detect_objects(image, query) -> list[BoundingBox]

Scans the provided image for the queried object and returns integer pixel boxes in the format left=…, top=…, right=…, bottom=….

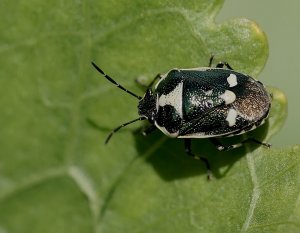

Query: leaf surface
left=0, top=1, right=298, bottom=233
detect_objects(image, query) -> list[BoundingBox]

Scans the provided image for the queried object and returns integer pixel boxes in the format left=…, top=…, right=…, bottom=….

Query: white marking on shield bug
left=205, top=90, right=213, bottom=96
left=158, top=81, right=183, bottom=118
left=220, top=90, right=236, bottom=105
left=226, top=108, right=237, bottom=126
left=227, top=73, right=238, bottom=87
left=156, top=94, right=159, bottom=112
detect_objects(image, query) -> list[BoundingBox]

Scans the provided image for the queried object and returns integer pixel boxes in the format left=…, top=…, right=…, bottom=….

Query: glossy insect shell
left=138, top=67, right=271, bottom=138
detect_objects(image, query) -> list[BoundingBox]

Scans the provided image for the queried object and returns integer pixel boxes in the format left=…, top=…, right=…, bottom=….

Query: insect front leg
left=184, top=139, right=212, bottom=180
left=210, top=138, right=271, bottom=152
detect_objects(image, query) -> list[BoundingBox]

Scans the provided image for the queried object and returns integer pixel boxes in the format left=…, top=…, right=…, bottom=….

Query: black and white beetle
left=92, top=57, right=271, bottom=179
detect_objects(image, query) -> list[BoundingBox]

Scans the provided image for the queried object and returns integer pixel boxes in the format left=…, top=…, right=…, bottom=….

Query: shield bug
left=91, top=56, right=271, bottom=179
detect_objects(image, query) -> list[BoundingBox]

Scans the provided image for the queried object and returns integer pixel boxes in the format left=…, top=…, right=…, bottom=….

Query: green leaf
left=0, top=1, right=298, bottom=233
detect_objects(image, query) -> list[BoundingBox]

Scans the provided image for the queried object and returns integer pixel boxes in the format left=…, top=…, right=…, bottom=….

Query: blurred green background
left=220, top=0, right=300, bottom=147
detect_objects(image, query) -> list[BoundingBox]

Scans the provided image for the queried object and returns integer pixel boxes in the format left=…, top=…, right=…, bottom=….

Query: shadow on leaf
left=133, top=120, right=270, bottom=181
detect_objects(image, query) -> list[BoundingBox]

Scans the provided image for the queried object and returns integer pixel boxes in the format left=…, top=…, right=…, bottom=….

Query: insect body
left=92, top=57, right=271, bottom=179
left=141, top=67, right=271, bottom=139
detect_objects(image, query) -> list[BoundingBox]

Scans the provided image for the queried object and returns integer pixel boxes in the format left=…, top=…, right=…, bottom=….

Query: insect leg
left=216, top=61, right=233, bottom=70
left=210, top=138, right=271, bottom=151
left=184, top=139, right=212, bottom=180
left=135, top=73, right=162, bottom=89
left=146, top=73, right=163, bottom=89
left=208, top=56, right=233, bottom=70
left=142, top=124, right=157, bottom=136
left=245, top=138, right=271, bottom=148
left=208, top=55, right=214, bottom=67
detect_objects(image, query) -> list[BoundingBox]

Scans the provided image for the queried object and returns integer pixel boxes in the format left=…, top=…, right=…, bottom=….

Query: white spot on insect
left=205, top=90, right=213, bottom=96
left=156, top=94, right=159, bottom=112
left=227, top=74, right=238, bottom=87
left=220, top=90, right=236, bottom=105
left=158, top=82, right=183, bottom=118
left=226, top=108, right=237, bottom=126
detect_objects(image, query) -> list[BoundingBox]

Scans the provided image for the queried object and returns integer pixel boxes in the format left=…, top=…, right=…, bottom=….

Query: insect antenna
left=91, top=62, right=142, bottom=100
left=105, top=117, right=146, bottom=144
